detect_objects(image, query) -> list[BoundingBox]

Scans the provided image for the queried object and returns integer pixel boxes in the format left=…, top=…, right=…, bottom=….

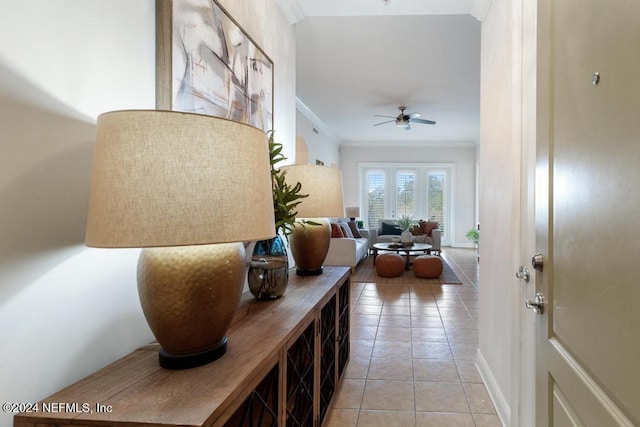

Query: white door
left=534, top=0, right=640, bottom=425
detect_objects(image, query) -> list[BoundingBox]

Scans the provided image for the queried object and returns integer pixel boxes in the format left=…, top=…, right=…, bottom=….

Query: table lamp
left=85, top=110, right=275, bottom=369
left=280, top=165, right=344, bottom=275
left=345, top=206, right=360, bottom=221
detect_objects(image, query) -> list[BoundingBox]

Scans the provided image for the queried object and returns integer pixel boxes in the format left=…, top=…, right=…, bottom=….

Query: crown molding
left=471, top=0, right=492, bottom=21
left=275, top=0, right=306, bottom=24
left=296, top=97, right=341, bottom=144
left=339, top=139, right=478, bottom=149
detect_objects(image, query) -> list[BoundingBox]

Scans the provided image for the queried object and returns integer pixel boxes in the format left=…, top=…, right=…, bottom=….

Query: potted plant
left=397, top=214, right=416, bottom=244
left=466, top=228, right=479, bottom=246
left=247, top=131, right=309, bottom=300
left=269, top=133, right=310, bottom=239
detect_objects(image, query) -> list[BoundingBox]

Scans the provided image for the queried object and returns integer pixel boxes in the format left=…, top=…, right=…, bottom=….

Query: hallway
left=326, top=248, right=501, bottom=426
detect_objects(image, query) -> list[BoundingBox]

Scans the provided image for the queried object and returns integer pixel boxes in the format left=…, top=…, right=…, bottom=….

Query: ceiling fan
left=373, top=106, right=436, bottom=130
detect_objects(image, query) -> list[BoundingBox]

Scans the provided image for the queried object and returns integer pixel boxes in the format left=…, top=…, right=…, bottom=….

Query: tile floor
left=325, top=248, right=501, bottom=427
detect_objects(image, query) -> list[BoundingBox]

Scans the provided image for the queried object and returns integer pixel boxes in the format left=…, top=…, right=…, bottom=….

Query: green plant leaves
left=268, top=131, right=310, bottom=239
left=397, top=214, right=415, bottom=231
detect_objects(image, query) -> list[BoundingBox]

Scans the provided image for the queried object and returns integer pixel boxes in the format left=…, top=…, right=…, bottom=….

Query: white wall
left=476, top=0, right=519, bottom=424
left=0, top=1, right=295, bottom=426
left=339, top=143, right=477, bottom=246
left=295, top=109, right=341, bottom=167
left=220, top=1, right=297, bottom=160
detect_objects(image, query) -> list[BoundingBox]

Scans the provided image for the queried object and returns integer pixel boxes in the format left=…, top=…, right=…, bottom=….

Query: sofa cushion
left=354, top=238, right=368, bottom=262
left=380, top=221, right=401, bottom=235
left=347, top=220, right=362, bottom=238
left=324, top=236, right=369, bottom=271
left=413, top=234, right=427, bottom=243
left=331, top=223, right=344, bottom=238
left=338, top=221, right=354, bottom=238
left=419, top=220, right=439, bottom=236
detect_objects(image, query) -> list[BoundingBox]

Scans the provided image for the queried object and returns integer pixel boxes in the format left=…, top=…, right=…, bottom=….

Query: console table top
left=14, top=266, right=350, bottom=427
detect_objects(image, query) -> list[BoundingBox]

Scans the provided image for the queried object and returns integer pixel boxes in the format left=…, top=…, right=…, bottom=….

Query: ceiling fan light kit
left=374, top=105, right=436, bottom=130
left=395, top=119, right=410, bottom=130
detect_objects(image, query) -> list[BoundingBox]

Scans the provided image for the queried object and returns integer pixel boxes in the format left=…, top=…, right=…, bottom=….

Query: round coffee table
left=372, top=242, right=433, bottom=270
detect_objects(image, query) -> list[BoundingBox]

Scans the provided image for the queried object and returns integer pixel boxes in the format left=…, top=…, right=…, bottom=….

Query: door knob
left=531, top=253, right=544, bottom=271
left=524, top=292, right=544, bottom=314
left=515, top=266, right=530, bottom=282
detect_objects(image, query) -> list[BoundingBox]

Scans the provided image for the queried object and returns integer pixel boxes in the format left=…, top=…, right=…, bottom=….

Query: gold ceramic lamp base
left=289, top=218, right=331, bottom=275
left=137, top=242, right=245, bottom=369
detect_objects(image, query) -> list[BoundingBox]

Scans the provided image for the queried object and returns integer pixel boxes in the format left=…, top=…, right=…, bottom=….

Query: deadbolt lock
left=531, top=253, right=544, bottom=271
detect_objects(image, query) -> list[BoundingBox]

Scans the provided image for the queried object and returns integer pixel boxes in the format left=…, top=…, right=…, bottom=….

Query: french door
left=360, top=164, right=453, bottom=245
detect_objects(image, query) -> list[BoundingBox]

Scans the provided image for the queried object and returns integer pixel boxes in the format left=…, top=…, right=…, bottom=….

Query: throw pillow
left=380, top=221, right=401, bottom=236
left=410, top=224, right=423, bottom=235
left=422, top=221, right=439, bottom=236
left=331, top=223, right=344, bottom=238
left=347, top=221, right=362, bottom=238
left=338, top=221, right=354, bottom=238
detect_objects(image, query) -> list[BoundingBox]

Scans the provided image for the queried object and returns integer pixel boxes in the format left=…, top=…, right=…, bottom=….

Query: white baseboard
left=453, top=242, right=476, bottom=248
left=476, top=349, right=510, bottom=426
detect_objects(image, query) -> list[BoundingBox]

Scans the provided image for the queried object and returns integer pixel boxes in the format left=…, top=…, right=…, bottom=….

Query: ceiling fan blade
left=409, top=118, right=436, bottom=125
left=373, top=119, right=395, bottom=126
left=374, top=114, right=396, bottom=119
left=407, top=112, right=420, bottom=118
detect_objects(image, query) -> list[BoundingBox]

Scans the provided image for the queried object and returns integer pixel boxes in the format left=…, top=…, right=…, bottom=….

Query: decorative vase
left=248, top=236, right=289, bottom=300
left=400, top=230, right=413, bottom=244
left=289, top=218, right=331, bottom=275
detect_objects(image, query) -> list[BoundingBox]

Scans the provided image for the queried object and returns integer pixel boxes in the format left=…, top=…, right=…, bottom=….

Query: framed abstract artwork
left=156, top=0, right=274, bottom=132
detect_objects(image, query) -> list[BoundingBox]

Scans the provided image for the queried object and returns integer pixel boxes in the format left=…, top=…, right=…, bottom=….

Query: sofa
left=369, top=219, right=441, bottom=254
left=323, top=221, right=369, bottom=272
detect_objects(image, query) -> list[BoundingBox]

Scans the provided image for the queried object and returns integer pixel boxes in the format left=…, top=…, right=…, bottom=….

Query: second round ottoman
left=414, top=255, right=444, bottom=279
left=375, top=253, right=404, bottom=277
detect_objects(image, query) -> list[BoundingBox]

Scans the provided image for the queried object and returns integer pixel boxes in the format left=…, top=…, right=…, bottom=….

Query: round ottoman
left=375, top=253, right=404, bottom=277
left=414, top=255, right=443, bottom=279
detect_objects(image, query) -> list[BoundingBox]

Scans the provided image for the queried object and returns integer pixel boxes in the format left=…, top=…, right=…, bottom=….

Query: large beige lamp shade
left=281, top=165, right=344, bottom=275
left=86, top=110, right=275, bottom=369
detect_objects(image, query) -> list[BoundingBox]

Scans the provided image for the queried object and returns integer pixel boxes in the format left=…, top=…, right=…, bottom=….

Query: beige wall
left=0, top=1, right=295, bottom=425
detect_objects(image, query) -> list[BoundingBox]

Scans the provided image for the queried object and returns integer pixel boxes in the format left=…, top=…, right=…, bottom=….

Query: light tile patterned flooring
left=325, top=248, right=501, bottom=427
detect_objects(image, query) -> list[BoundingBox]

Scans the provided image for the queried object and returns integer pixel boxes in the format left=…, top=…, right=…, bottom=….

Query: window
left=395, top=171, right=415, bottom=217
left=366, top=170, right=385, bottom=228
left=360, top=164, right=453, bottom=245
left=426, top=171, right=446, bottom=240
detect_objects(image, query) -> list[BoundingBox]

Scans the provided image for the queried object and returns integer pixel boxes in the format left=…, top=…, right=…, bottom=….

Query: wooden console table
left=14, top=267, right=351, bottom=427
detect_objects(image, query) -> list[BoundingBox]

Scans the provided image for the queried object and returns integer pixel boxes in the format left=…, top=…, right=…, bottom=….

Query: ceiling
left=284, top=0, right=482, bottom=146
